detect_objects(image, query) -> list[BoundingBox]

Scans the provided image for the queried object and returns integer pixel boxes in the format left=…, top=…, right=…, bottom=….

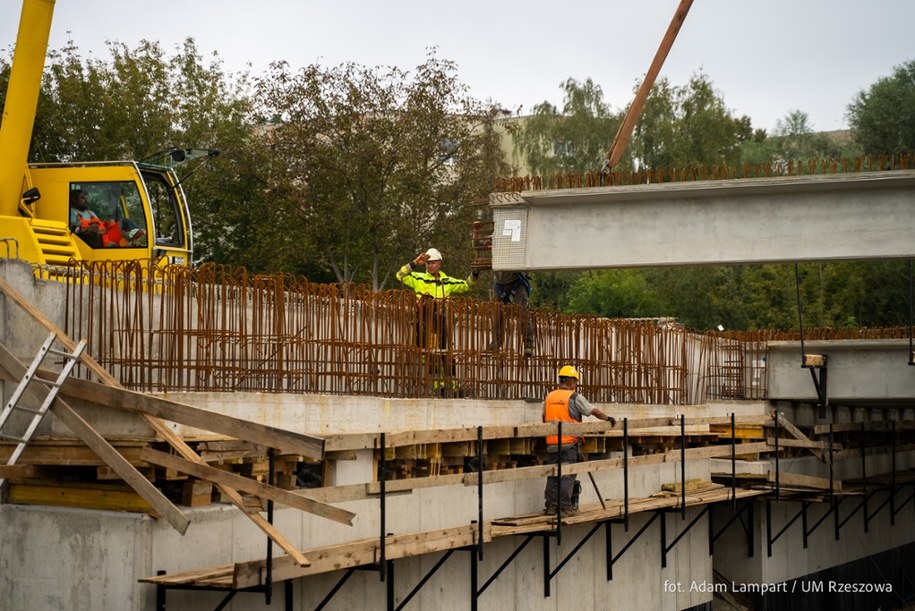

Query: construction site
left=4, top=1, right=915, bottom=610
left=3, top=230, right=915, bottom=611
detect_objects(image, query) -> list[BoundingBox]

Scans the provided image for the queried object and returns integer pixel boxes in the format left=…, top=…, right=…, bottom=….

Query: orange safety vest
left=543, top=388, right=582, bottom=447
left=79, top=216, right=127, bottom=247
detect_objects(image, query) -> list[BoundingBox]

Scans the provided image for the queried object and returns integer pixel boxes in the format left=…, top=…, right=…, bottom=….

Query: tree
left=740, top=109, right=854, bottom=167
left=848, top=59, right=915, bottom=155
left=23, top=38, right=251, bottom=164
left=250, top=54, right=505, bottom=289
left=631, top=72, right=750, bottom=170
left=566, top=270, right=660, bottom=318
left=510, top=78, right=623, bottom=176
left=1, top=37, right=256, bottom=268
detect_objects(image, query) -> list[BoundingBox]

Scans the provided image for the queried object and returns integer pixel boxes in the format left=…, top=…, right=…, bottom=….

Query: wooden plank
left=0, top=342, right=190, bottom=534
left=462, top=442, right=774, bottom=487
left=140, top=448, right=355, bottom=526
left=0, top=276, right=310, bottom=566
left=7, top=481, right=155, bottom=513
left=0, top=442, right=147, bottom=466
left=771, top=411, right=825, bottom=461
left=767, top=470, right=841, bottom=491
left=231, top=523, right=489, bottom=588
left=323, top=417, right=728, bottom=452
left=661, top=479, right=716, bottom=493
left=56, top=376, right=324, bottom=460
left=766, top=437, right=841, bottom=450
left=0, top=464, right=53, bottom=478
left=138, top=566, right=235, bottom=586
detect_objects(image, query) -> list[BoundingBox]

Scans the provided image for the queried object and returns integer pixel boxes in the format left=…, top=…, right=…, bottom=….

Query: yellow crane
left=0, top=0, right=207, bottom=269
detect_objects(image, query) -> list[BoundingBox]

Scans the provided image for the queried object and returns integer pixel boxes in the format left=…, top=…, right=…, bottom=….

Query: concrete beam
left=766, top=339, right=915, bottom=406
left=490, top=170, right=915, bottom=271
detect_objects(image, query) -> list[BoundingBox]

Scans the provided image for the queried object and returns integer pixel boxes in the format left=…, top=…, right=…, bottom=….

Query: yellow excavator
left=0, top=0, right=209, bottom=269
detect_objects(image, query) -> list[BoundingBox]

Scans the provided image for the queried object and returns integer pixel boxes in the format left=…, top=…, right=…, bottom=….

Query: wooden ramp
left=141, top=523, right=489, bottom=590
left=139, top=482, right=767, bottom=590
left=491, top=482, right=769, bottom=536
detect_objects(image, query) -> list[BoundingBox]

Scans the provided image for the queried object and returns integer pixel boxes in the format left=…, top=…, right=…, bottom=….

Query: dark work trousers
left=543, top=444, right=580, bottom=508
left=414, top=297, right=456, bottom=393
left=491, top=282, right=533, bottom=351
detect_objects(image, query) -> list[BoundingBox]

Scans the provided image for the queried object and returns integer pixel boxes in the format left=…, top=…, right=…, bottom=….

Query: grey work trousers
left=543, top=444, right=580, bottom=509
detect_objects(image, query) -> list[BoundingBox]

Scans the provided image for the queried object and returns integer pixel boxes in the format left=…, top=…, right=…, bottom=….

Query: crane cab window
left=68, top=182, right=149, bottom=249
left=143, top=172, right=185, bottom=248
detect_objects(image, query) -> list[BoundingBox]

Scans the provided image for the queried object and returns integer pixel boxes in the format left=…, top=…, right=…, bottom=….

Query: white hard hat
left=425, top=248, right=442, bottom=261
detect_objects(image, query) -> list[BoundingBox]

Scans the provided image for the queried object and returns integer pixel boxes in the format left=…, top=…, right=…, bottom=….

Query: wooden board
left=0, top=342, right=190, bottom=534
left=7, top=481, right=155, bottom=513
left=0, top=276, right=311, bottom=566
left=231, top=523, right=489, bottom=588
left=57, top=376, right=324, bottom=460
left=767, top=470, right=842, bottom=491
left=139, top=448, right=355, bottom=526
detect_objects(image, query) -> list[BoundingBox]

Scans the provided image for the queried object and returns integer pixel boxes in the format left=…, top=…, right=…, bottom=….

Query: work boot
left=543, top=503, right=557, bottom=516
left=559, top=506, right=580, bottom=518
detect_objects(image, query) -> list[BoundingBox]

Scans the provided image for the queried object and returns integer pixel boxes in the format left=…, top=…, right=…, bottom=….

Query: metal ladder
left=0, top=332, right=87, bottom=486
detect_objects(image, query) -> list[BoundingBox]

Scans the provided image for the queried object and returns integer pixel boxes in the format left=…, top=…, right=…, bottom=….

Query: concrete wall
left=2, top=459, right=715, bottom=611
left=713, top=489, right=915, bottom=589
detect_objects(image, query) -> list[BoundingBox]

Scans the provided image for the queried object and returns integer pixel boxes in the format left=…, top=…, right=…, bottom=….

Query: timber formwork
left=139, top=416, right=915, bottom=611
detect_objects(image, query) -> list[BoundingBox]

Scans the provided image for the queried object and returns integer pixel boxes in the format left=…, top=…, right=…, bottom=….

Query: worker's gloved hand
left=471, top=270, right=480, bottom=280
left=607, top=416, right=617, bottom=426
left=413, top=253, right=429, bottom=266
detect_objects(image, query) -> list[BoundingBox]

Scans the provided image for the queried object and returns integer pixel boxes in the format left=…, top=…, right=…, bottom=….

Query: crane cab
left=22, top=158, right=194, bottom=268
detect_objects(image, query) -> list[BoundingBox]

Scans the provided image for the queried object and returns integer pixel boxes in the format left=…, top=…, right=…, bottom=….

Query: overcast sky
left=2, top=1, right=913, bottom=133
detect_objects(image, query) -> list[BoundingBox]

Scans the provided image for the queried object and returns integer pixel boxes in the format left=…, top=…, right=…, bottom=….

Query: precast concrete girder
left=490, top=170, right=915, bottom=272
left=767, top=340, right=915, bottom=406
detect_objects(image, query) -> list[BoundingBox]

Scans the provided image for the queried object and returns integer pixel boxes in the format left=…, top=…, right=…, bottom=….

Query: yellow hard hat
left=558, top=365, right=580, bottom=380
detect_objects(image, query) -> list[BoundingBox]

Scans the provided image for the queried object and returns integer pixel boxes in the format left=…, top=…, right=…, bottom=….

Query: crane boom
left=605, top=0, right=693, bottom=169
left=0, top=0, right=54, bottom=213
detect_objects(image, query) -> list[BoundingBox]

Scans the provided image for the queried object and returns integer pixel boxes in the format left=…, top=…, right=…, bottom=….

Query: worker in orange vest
left=69, top=189, right=107, bottom=248
left=543, top=365, right=615, bottom=517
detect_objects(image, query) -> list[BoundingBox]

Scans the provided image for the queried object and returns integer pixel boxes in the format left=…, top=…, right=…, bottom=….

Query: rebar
left=56, top=260, right=911, bottom=403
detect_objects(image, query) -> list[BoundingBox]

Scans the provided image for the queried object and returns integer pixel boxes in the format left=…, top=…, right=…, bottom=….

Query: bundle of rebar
left=50, top=260, right=910, bottom=403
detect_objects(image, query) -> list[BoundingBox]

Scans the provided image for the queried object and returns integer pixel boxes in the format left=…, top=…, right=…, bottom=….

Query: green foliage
left=566, top=270, right=660, bottom=318
left=640, top=261, right=913, bottom=332
left=527, top=271, right=581, bottom=313
left=510, top=78, right=623, bottom=176
left=631, top=72, right=749, bottom=170
left=848, top=59, right=915, bottom=155
left=250, top=54, right=506, bottom=288
left=24, top=38, right=252, bottom=164
left=740, top=110, right=858, bottom=166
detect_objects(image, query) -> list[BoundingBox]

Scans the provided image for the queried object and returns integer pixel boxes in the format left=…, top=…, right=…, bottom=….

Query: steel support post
left=608, top=512, right=660, bottom=580
left=380, top=432, right=387, bottom=581
left=623, top=418, right=630, bottom=530
left=475, top=535, right=535, bottom=600
left=476, top=426, right=484, bottom=560
left=265, top=448, right=275, bottom=605
left=679, top=415, right=686, bottom=519
left=661, top=506, right=709, bottom=568
left=861, top=422, right=869, bottom=533
left=730, top=413, right=737, bottom=510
